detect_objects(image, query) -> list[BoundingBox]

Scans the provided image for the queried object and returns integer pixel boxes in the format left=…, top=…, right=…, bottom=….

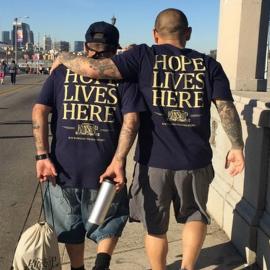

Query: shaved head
left=155, top=8, right=189, bottom=39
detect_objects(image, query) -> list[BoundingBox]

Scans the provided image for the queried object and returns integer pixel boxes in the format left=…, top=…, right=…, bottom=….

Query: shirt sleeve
left=36, top=72, right=55, bottom=107
left=111, top=44, right=145, bottom=82
left=210, top=59, right=234, bottom=101
left=119, top=82, right=146, bottom=115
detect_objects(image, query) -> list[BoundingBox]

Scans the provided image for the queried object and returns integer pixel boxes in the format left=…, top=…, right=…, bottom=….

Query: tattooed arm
left=32, top=104, right=51, bottom=154
left=50, top=52, right=122, bottom=79
left=214, top=100, right=245, bottom=176
left=215, top=100, right=244, bottom=149
left=32, top=104, right=57, bottom=184
left=114, top=113, right=140, bottom=162
left=100, top=112, right=140, bottom=190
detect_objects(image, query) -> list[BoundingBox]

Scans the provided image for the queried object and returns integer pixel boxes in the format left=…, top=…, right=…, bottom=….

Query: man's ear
left=153, top=29, right=159, bottom=44
left=84, top=46, right=95, bottom=58
left=185, top=27, right=192, bottom=41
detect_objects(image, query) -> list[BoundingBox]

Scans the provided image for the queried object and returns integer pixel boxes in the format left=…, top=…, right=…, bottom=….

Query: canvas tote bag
left=12, top=183, right=61, bottom=270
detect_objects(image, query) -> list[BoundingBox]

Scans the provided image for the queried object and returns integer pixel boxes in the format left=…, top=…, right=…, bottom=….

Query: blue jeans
left=43, top=182, right=129, bottom=244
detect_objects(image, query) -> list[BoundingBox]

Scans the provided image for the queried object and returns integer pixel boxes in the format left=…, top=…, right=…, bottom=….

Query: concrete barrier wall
left=208, top=92, right=270, bottom=268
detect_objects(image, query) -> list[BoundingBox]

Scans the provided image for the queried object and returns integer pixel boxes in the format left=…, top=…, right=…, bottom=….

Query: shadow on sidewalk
left=167, top=242, right=246, bottom=270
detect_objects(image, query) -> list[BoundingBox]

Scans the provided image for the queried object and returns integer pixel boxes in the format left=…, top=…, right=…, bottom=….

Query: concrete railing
left=208, top=91, right=270, bottom=269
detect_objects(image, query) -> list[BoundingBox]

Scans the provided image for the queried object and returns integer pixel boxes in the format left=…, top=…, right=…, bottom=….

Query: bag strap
left=18, top=182, right=41, bottom=240
left=10, top=182, right=40, bottom=270
left=38, top=182, right=45, bottom=221
left=38, top=182, right=55, bottom=229
left=10, top=182, right=55, bottom=270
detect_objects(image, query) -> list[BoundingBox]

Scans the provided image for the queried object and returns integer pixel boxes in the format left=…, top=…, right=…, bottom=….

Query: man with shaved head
left=155, top=8, right=189, bottom=38
left=51, top=8, right=245, bottom=270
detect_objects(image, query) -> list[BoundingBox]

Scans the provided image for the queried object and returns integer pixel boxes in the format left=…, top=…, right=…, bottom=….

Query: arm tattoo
left=32, top=109, right=50, bottom=154
left=32, top=122, right=40, bottom=129
left=59, top=52, right=122, bottom=79
left=32, top=120, right=46, bottom=152
left=215, top=100, right=244, bottom=149
left=114, top=113, right=140, bottom=161
left=89, top=58, right=122, bottom=79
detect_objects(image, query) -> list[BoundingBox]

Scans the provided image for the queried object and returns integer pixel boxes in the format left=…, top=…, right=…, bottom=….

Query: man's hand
left=99, top=112, right=139, bottom=191
left=50, top=56, right=62, bottom=74
left=225, top=149, right=245, bottom=176
left=36, top=159, right=57, bottom=186
left=100, top=158, right=126, bottom=191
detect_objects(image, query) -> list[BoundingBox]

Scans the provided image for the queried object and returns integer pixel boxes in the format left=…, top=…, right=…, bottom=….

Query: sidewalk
left=59, top=152, right=249, bottom=270
left=59, top=215, right=249, bottom=270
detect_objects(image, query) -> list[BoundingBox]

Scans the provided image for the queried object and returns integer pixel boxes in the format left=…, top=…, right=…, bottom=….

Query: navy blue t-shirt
left=112, top=44, right=233, bottom=170
left=36, top=65, right=145, bottom=188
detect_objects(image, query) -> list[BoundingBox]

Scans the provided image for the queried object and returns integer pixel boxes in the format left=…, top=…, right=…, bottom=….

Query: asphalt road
left=0, top=75, right=47, bottom=269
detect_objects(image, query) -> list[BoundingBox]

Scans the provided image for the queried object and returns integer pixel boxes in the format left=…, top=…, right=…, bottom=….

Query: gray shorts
left=43, top=182, right=129, bottom=244
left=129, top=163, right=214, bottom=235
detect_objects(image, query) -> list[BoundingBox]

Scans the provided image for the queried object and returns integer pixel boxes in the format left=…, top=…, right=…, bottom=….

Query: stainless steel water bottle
left=88, top=179, right=116, bottom=225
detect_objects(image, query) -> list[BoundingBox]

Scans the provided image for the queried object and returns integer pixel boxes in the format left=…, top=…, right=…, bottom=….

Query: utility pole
left=111, top=15, right=116, bottom=25
left=14, top=18, right=18, bottom=63
left=267, top=19, right=270, bottom=90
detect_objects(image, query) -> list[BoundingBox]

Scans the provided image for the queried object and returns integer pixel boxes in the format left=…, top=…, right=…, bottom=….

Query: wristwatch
left=35, top=153, right=50, bottom=161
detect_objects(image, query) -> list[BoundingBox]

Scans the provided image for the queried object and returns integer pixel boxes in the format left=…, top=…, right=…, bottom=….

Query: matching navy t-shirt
left=36, top=65, right=144, bottom=189
left=37, top=43, right=233, bottom=187
left=112, top=44, right=233, bottom=170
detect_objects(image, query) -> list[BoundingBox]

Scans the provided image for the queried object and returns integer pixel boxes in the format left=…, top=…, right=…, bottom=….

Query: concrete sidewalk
left=60, top=214, right=248, bottom=270
left=59, top=152, right=250, bottom=270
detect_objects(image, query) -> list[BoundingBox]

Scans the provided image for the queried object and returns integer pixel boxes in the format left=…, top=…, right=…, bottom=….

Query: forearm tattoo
left=32, top=122, right=40, bottom=129
left=59, top=52, right=122, bottom=79
left=32, top=120, right=48, bottom=153
left=215, top=100, right=244, bottom=149
left=114, top=114, right=140, bottom=161
left=88, top=58, right=122, bottom=79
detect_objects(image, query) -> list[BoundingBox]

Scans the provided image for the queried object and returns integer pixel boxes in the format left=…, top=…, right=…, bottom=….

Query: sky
left=0, top=0, right=220, bottom=54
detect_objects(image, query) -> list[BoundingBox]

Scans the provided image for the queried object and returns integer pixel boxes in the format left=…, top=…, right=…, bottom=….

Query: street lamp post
left=267, top=19, right=270, bottom=91
left=111, top=15, right=116, bottom=26
left=6, top=50, right=9, bottom=63
left=14, top=17, right=18, bottom=63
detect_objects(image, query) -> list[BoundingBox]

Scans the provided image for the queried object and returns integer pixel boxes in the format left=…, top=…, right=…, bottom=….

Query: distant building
left=43, top=35, right=52, bottom=51
left=12, top=22, right=32, bottom=48
left=54, top=41, right=69, bottom=52
left=30, top=31, right=34, bottom=44
left=1, top=31, right=10, bottom=44
left=25, top=42, right=34, bottom=52
left=74, top=41, right=84, bottom=52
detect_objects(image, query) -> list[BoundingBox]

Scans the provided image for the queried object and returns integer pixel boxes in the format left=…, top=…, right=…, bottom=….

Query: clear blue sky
left=0, top=0, right=220, bottom=53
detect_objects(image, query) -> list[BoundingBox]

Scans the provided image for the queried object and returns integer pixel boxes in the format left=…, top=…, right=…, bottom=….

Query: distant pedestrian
left=9, top=60, right=18, bottom=85
left=0, top=61, right=7, bottom=85
left=25, top=64, right=30, bottom=74
left=38, top=64, right=44, bottom=75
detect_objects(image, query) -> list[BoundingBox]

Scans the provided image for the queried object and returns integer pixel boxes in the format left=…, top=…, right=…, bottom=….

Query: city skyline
left=0, top=0, right=220, bottom=54
left=1, top=26, right=84, bottom=52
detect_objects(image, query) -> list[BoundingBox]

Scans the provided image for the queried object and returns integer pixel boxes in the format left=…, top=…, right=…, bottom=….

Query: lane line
left=0, top=83, right=43, bottom=96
